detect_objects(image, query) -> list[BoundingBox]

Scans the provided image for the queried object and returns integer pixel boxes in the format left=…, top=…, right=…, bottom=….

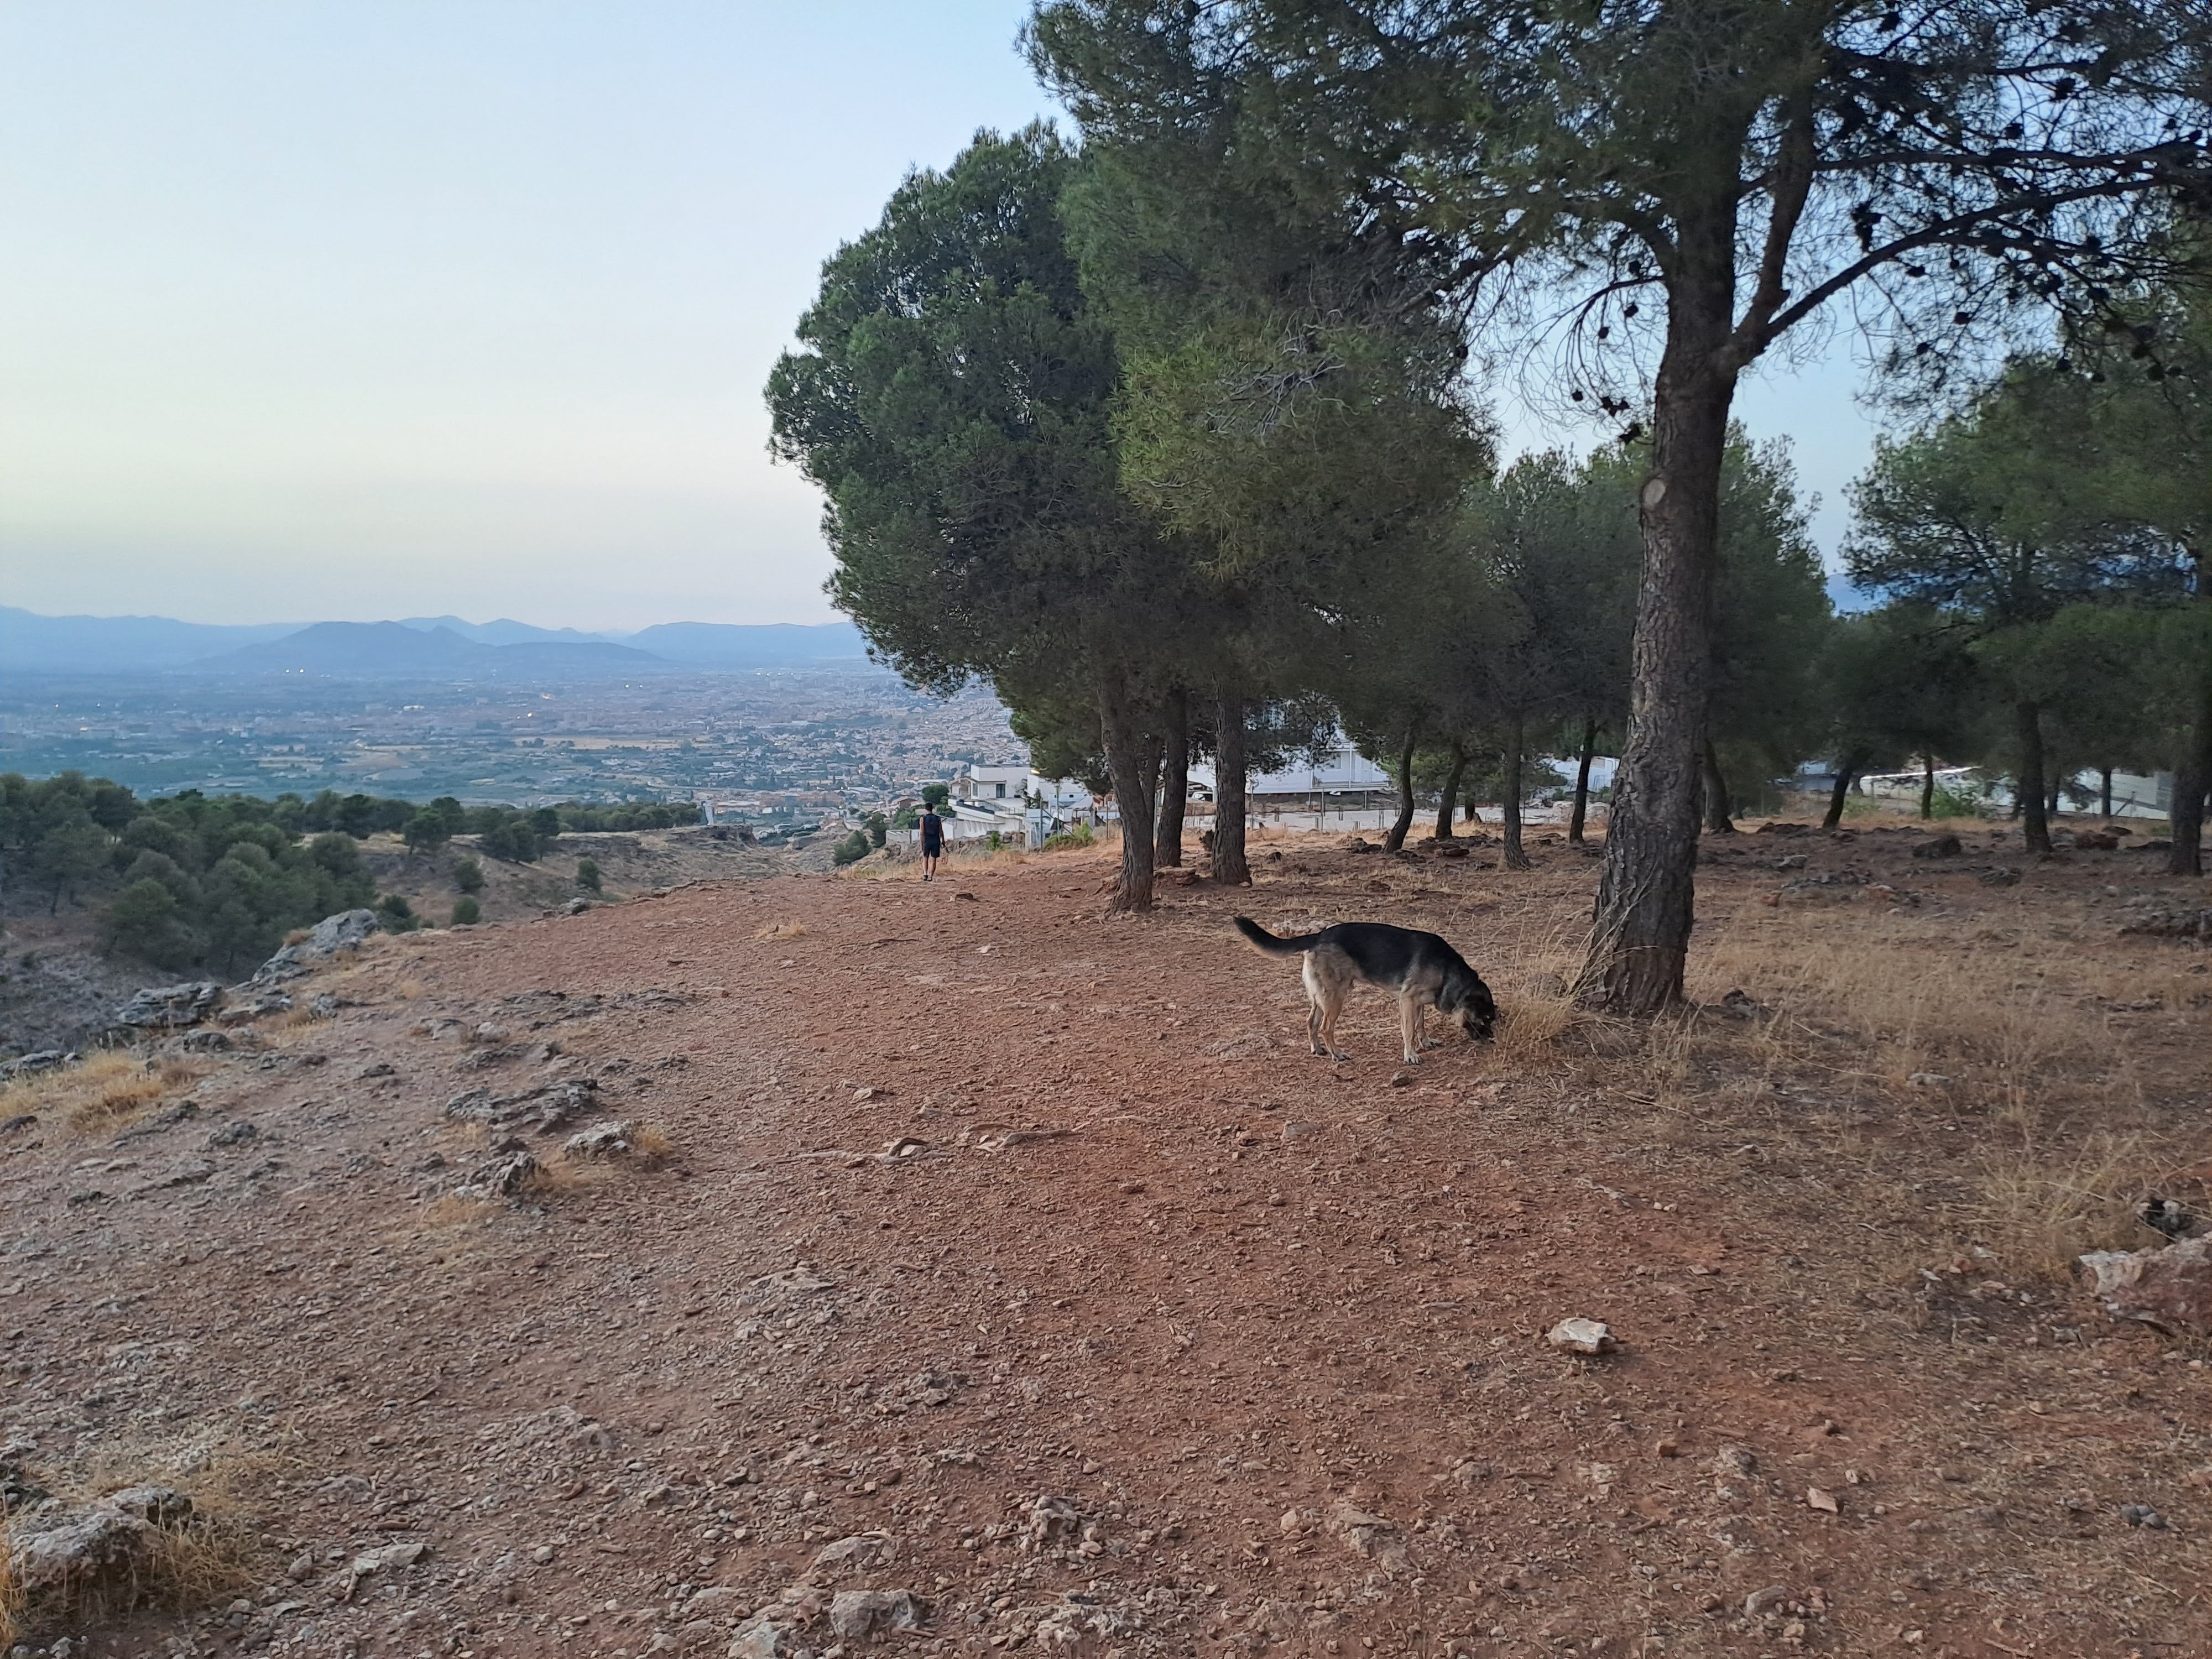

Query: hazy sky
left=1, top=2, right=1879, bottom=632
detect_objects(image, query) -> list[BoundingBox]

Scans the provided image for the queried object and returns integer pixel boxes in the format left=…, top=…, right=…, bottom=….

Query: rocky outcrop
left=4, top=1481, right=198, bottom=1610
left=113, top=982, right=225, bottom=1030
left=246, top=909, right=382, bottom=985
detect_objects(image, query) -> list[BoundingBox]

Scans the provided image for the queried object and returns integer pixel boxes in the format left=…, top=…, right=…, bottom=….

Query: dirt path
left=4, top=826, right=2208, bottom=1658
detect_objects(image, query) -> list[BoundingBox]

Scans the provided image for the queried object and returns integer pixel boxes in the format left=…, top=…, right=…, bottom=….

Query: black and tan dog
left=1234, top=916, right=1497, bottom=1063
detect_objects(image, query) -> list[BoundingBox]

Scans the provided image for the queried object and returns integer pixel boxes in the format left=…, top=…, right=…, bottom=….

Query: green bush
left=1040, top=821, right=1095, bottom=852
left=1927, top=782, right=1986, bottom=820
left=832, top=830, right=873, bottom=866
left=452, top=895, right=482, bottom=925
left=576, top=857, right=602, bottom=893
left=865, top=811, right=889, bottom=848
left=377, top=893, right=421, bottom=932
left=453, top=856, right=485, bottom=894
left=921, top=783, right=951, bottom=810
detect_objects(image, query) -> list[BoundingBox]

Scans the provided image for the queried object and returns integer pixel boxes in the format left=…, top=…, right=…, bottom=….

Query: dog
left=1233, top=916, right=1496, bottom=1063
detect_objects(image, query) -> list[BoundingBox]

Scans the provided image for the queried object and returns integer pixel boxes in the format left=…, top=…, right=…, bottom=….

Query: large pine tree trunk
left=2100, top=765, right=2113, bottom=821
left=2015, top=700, right=2052, bottom=855
left=1155, top=687, right=1188, bottom=868
left=1434, top=740, right=1469, bottom=840
left=1096, top=667, right=1156, bottom=912
left=1919, top=754, right=1936, bottom=820
left=1700, top=737, right=1735, bottom=833
left=1501, top=716, right=1531, bottom=870
left=1213, top=691, right=1251, bottom=886
left=1582, top=291, right=1735, bottom=1014
left=1383, top=727, right=1419, bottom=852
left=1568, top=719, right=1599, bottom=844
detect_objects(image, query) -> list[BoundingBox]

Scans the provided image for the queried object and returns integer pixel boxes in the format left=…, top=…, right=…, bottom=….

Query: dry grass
left=0, top=1522, right=22, bottom=1650
left=1661, top=878, right=2200, bottom=1278
left=3, top=1435, right=269, bottom=1637
left=0, top=1052, right=205, bottom=1138
left=757, top=920, right=809, bottom=942
left=395, top=978, right=427, bottom=1000
left=630, top=1121, right=674, bottom=1159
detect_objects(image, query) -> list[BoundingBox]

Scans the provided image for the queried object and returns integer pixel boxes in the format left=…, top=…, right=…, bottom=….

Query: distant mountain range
left=0, top=607, right=875, bottom=677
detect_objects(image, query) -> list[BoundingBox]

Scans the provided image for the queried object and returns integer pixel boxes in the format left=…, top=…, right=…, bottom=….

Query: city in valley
left=2, top=666, right=1023, bottom=830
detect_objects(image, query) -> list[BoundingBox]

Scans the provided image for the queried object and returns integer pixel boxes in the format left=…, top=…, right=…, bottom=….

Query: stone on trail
left=828, top=1588, right=927, bottom=1640
left=810, top=1530, right=900, bottom=1574
left=451, top=1150, right=539, bottom=1201
left=1545, top=1317, right=1616, bottom=1355
left=1325, top=1499, right=1410, bottom=1574
left=1911, top=834, right=1963, bottom=859
left=564, top=1120, right=638, bottom=1158
left=2077, top=1235, right=2212, bottom=1337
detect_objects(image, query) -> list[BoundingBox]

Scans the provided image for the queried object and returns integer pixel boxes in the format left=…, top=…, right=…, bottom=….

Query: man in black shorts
left=919, top=802, right=944, bottom=881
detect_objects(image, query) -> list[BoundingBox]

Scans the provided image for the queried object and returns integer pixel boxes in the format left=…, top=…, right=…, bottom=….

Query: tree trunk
left=1919, top=754, right=1936, bottom=820
left=1213, top=691, right=1251, bottom=886
left=1567, top=719, right=1598, bottom=844
left=2046, top=770, right=2063, bottom=818
left=2015, top=700, right=2052, bottom=855
left=2170, top=670, right=2212, bottom=877
left=1822, top=768, right=1856, bottom=832
left=1383, top=727, right=1419, bottom=852
left=1434, top=740, right=1469, bottom=841
left=1095, top=666, right=1156, bottom=912
left=1502, top=717, right=1531, bottom=870
left=2167, top=552, right=2210, bottom=877
left=1700, top=737, right=1735, bottom=833
left=2100, top=765, right=2113, bottom=821
left=1155, top=687, right=1188, bottom=868
left=1582, top=281, right=1736, bottom=1014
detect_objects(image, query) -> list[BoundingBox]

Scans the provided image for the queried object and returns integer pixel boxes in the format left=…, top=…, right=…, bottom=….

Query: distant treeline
left=0, top=774, right=700, bottom=975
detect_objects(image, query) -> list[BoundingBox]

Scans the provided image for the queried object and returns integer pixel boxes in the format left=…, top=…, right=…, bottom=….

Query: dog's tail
left=1234, top=916, right=1321, bottom=955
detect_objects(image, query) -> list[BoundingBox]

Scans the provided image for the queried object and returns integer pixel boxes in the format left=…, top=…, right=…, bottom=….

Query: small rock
left=1325, top=1500, right=1410, bottom=1574
left=287, top=1551, right=314, bottom=1580
left=1743, top=1585, right=1790, bottom=1616
left=1976, top=865, right=2021, bottom=886
left=1807, top=1487, right=1839, bottom=1513
left=564, top=1120, right=638, bottom=1159
left=2077, top=1236, right=2212, bottom=1337
left=810, top=1531, right=900, bottom=1573
left=2120, top=1503, right=2169, bottom=1529
left=686, top=1585, right=749, bottom=1618
left=531, top=1544, right=556, bottom=1564
left=827, top=1589, right=926, bottom=1640
left=206, top=1120, right=259, bottom=1149
left=1911, top=834, right=1962, bottom=859
left=728, top=1615, right=795, bottom=1658
left=1545, top=1317, right=1616, bottom=1355
left=1713, top=1445, right=1757, bottom=1477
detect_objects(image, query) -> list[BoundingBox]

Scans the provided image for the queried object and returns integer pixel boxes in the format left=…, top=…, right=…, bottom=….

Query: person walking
left=919, top=801, right=944, bottom=881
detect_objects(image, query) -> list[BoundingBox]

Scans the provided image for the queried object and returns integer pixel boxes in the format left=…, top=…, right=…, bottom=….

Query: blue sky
left=0, top=1, right=1879, bottom=630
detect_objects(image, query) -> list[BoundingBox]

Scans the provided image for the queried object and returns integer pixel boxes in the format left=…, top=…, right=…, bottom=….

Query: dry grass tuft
left=0, top=1052, right=204, bottom=1138
left=630, top=1122, right=674, bottom=1159
left=2, top=1438, right=267, bottom=1637
left=757, top=920, right=808, bottom=942
left=0, top=1524, right=22, bottom=1651
left=1491, top=991, right=1575, bottom=1061
left=395, top=978, right=426, bottom=1000
left=1971, top=1129, right=2187, bottom=1277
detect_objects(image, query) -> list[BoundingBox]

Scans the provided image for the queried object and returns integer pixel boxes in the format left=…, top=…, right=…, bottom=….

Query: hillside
left=3, top=823, right=2208, bottom=1656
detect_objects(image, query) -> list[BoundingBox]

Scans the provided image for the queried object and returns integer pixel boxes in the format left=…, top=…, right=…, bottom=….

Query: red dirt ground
left=4, top=823, right=2208, bottom=1659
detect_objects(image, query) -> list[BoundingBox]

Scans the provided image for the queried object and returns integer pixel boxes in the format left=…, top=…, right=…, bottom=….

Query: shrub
left=865, top=811, right=888, bottom=848
left=1927, top=782, right=1987, bottom=820
left=376, top=893, right=421, bottom=932
left=921, top=782, right=951, bottom=810
left=453, top=856, right=484, bottom=894
left=831, top=830, right=872, bottom=866
left=575, top=857, right=602, bottom=893
left=1041, top=821, right=1095, bottom=852
left=452, top=896, right=481, bottom=925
